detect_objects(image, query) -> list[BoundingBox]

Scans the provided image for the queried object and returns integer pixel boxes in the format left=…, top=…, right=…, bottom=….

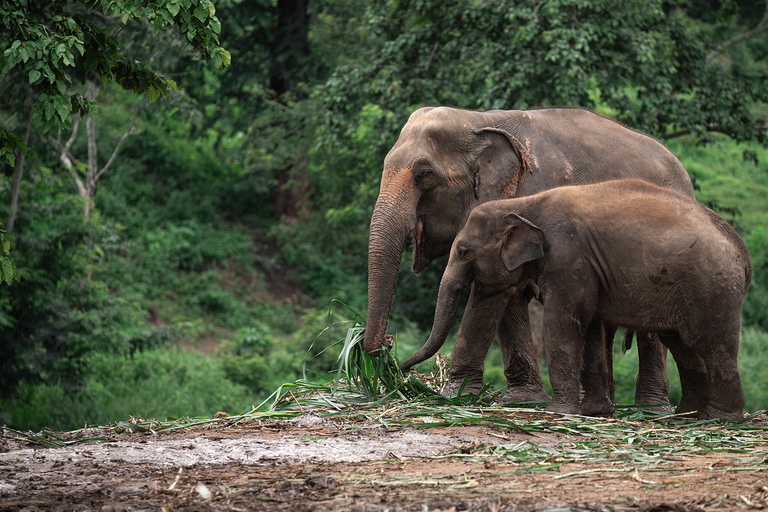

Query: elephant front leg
left=444, top=284, right=509, bottom=398
left=579, top=320, right=616, bottom=417
left=543, top=310, right=585, bottom=415
left=635, top=332, right=672, bottom=411
left=497, top=299, right=550, bottom=403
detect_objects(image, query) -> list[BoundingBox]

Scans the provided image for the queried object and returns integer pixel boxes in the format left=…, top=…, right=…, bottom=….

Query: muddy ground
left=1, top=412, right=767, bottom=512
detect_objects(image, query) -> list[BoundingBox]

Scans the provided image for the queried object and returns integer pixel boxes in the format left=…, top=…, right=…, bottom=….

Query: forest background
left=1, top=0, right=768, bottom=432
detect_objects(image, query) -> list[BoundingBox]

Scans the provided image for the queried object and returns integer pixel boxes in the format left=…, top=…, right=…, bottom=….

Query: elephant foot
left=544, top=400, right=580, bottom=415
left=497, top=385, right=550, bottom=405
left=697, top=405, right=744, bottom=422
left=673, top=403, right=698, bottom=418
left=580, top=397, right=614, bottom=417
left=441, top=378, right=485, bottom=398
left=672, top=395, right=701, bottom=417
left=636, top=402, right=673, bottom=413
left=634, top=392, right=673, bottom=413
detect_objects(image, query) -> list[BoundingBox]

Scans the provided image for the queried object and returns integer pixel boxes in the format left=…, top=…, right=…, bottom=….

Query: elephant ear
left=500, top=213, right=545, bottom=271
left=472, top=127, right=534, bottom=201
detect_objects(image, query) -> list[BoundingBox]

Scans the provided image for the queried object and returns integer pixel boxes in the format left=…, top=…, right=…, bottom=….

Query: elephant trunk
left=400, top=273, right=467, bottom=372
left=364, top=187, right=420, bottom=355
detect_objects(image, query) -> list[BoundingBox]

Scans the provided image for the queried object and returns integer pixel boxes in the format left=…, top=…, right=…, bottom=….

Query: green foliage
left=0, top=165, right=143, bottom=398
left=316, top=1, right=768, bottom=147
left=232, top=323, right=273, bottom=355
left=0, top=219, right=16, bottom=286
left=0, top=0, right=230, bottom=161
left=669, top=135, right=768, bottom=232
left=739, top=327, right=768, bottom=412
left=313, top=308, right=492, bottom=404
left=219, top=323, right=301, bottom=395
left=332, top=323, right=407, bottom=401
left=85, top=90, right=286, bottom=333
left=296, top=302, right=433, bottom=383
left=612, top=336, right=683, bottom=408
left=667, top=135, right=768, bottom=330
left=142, top=221, right=253, bottom=272
left=295, top=307, right=356, bottom=376
left=0, top=129, right=23, bottom=167
left=744, top=227, right=768, bottom=330
left=273, top=219, right=367, bottom=303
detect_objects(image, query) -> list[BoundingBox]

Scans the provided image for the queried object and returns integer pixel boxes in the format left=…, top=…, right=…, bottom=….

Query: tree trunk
left=84, top=80, right=99, bottom=218
left=268, top=0, right=311, bottom=219
left=269, top=0, right=309, bottom=97
left=78, top=79, right=134, bottom=219
left=6, top=102, right=34, bottom=235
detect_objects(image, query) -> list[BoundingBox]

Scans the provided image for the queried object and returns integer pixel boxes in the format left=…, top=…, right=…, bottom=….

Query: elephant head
left=400, top=205, right=546, bottom=371
left=364, top=107, right=534, bottom=355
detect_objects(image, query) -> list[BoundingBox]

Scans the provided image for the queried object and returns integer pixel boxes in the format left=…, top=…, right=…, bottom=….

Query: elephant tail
left=622, top=329, right=635, bottom=354
left=744, top=250, right=753, bottom=295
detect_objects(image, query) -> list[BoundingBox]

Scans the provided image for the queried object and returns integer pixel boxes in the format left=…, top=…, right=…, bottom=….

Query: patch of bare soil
left=1, top=415, right=767, bottom=512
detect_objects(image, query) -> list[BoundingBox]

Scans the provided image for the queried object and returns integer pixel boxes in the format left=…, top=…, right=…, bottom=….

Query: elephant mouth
left=411, top=216, right=431, bottom=274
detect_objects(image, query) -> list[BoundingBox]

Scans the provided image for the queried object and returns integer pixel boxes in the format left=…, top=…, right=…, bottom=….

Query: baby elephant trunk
left=400, top=283, right=465, bottom=373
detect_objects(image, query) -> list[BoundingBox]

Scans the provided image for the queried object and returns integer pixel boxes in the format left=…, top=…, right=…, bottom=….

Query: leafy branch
left=0, top=0, right=231, bottom=163
left=707, top=0, right=768, bottom=62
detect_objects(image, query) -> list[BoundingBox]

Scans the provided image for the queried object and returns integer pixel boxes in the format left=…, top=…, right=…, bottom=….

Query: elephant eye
left=414, top=167, right=436, bottom=187
left=457, top=247, right=472, bottom=260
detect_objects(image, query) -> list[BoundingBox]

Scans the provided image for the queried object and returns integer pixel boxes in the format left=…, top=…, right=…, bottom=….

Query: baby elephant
left=401, top=179, right=751, bottom=421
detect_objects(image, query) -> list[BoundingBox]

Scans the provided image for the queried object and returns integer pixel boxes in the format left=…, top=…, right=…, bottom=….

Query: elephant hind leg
left=692, top=325, right=745, bottom=421
left=661, top=331, right=707, bottom=416
left=699, top=362, right=744, bottom=421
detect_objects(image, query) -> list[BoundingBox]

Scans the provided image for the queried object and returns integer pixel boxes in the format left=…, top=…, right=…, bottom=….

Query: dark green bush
left=219, top=322, right=302, bottom=394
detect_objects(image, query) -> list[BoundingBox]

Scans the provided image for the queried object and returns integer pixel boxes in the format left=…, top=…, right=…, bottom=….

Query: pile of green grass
left=6, top=317, right=766, bottom=479
left=5, top=297, right=764, bottom=434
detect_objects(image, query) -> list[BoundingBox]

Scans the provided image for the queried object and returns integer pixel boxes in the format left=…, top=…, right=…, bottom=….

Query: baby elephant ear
left=500, top=213, right=545, bottom=271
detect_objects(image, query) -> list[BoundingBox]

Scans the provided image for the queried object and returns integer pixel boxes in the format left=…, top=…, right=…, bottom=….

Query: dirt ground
left=1, top=413, right=767, bottom=512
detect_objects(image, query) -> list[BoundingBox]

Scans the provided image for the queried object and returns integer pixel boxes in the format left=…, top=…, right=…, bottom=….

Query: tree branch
left=662, top=124, right=732, bottom=140
left=74, top=176, right=87, bottom=197
left=95, top=118, right=137, bottom=181
left=662, top=122, right=768, bottom=140
left=423, top=41, right=440, bottom=72
left=707, top=2, right=768, bottom=62
left=256, top=90, right=293, bottom=112
left=58, top=115, right=81, bottom=169
left=63, top=115, right=80, bottom=155
left=86, top=78, right=103, bottom=101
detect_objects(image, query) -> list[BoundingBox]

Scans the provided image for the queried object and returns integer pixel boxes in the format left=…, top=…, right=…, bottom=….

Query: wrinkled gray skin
left=403, top=180, right=751, bottom=420
left=365, top=106, right=694, bottom=406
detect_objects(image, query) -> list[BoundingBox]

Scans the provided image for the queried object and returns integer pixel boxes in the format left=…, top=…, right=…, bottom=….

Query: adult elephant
left=364, top=106, right=695, bottom=406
